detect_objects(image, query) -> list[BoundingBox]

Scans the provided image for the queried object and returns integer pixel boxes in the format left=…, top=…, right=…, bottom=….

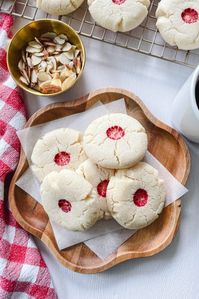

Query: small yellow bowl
left=7, top=19, right=86, bottom=97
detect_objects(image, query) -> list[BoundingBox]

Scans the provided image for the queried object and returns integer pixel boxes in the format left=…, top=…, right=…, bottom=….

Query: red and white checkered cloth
left=0, top=14, right=57, bottom=298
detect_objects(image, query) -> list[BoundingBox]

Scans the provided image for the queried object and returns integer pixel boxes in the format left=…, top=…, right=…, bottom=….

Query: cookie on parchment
left=88, top=0, right=150, bottom=32
left=156, top=0, right=199, bottom=50
left=83, top=113, right=148, bottom=169
left=31, top=128, right=86, bottom=182
left=40, top=169, right=102, bottom=231
left=77, top=159, right=114, bottom=219
left=107, top=162, right=166, bottom=229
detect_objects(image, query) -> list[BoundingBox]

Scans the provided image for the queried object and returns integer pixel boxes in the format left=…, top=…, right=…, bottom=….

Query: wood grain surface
left=9, top=88, right=190, bottom=273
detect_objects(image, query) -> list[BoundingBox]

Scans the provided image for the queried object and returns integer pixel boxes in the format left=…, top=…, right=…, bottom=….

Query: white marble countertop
left=14, top=17, right=199, bottom=299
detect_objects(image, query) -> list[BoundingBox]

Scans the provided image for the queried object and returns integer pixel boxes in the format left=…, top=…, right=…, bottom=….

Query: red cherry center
left=54, top=151, right=70, bottom=166
left=97, top=180, right=109, bottom=198
left=133, top=189, right=148, bottom=207
left=58, top=199, right=72, bottom=213
left=112, top=0, right=126, bottom=4
left=181, top=8, right=198, bottom=24
left=106, top=126, right=125, bottom=140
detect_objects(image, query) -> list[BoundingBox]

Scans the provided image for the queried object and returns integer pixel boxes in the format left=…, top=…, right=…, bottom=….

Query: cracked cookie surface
left=107, top=162, right=166, bottom=229
left=156, top=0, right=199, bottom=50
left=31, top=128, right=86, bottom=182
left=83, top=113, right=148, bottom=169
left=88, top=0, right=150, bottom=32
left=77, top=159, right=114, bottom=219
left=40, top=169, right=102, bottom=231
left=36, top=0, right=84, bottom=15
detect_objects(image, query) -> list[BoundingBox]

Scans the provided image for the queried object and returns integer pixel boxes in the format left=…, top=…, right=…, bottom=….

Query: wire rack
left=1, top=0, right=199, bottom=68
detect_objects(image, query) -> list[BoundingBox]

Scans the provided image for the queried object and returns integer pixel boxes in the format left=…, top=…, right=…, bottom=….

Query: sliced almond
left=39, top=61, right=47, bottom=71
left=39, top=79, right=62, bottom=94
left=47, top=46, right=55, bottom=54
left=48, top=56, right=57, bottom=71
left=26, top=57, right=33, bottom=68
left=64, top=51, right=74, bottom=60
left=28, top=41, right=43, bottom=49
left=41, top=32, right=57, bottom=38
left=54, top=36, right=65, bottom=45
left=44, top=42, right=56, bottom=47
left=58, top=34, right=68, bottom=40
left=75, top=57, right=81, bottom=74
left=62, top=74, right=76, bottom=90
left=62, top=42, right=72, bottom=52
left=26, top=46, right=41, bottom=53
left=18, top=59, right=24, bottom=72
left=32, top=55, right=42, bottom=66
left=55, top=44, right=63, bottom=52
left=75, top=49, right=80, bottom=57
left=37, top=71, right=51, bottom=82
left=67, top=61, right=74, bottom=70
left=52, top=72, right=60, bottom=79
left=42, top=49, right=49, bottom=59
left=22, top=69, right=30, bottom=84
left=34, top=37, right=43, bottom=45
left=22, top=50, right=26, bottom=63
left=31, top=69, right=38, bottom=84
left=34, top=52, right=45, bottom=57
left=59, top=53, right=71, bottom=65
left=60, top=69, right=74, bottom=82
left=46, top=63, right=53, bottom=73
left=20, top=76, right=29, bottom=85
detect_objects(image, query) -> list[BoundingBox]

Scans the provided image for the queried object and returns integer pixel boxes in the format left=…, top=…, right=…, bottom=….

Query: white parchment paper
left=16, top=99, right=188, bottom=259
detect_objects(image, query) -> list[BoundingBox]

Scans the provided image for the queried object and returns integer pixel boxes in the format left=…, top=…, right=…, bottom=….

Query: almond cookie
left=83, top=113, right=148, bottom=169
left=156, top=0, right=199, bottom=50
left=107, top=162, right=166, bottom=229
left=77, top=159, right=114, bottom=219
left=88, top=0, right=150, bottom=32
left=31, top=128, right=86, bottom=182
left=40, top=169, right=102, bottom=231
left=36, top=0, right=84, bottom=15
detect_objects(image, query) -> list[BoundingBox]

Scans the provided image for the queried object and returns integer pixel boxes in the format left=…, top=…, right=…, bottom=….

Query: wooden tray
left=9, top=88, right=190, bottom=274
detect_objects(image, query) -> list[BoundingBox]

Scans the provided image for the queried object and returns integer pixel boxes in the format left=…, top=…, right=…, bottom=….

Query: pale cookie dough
left=40, top=169, right=102, bottom=231
left=36, top=0, right=84, bottom=15
left=31, top=128, right=86, bottom=182
left=83, top=113, right=148, bottom=169
left=156, top=0, right=199, bottom=50
left=88, top=0, right=150, bottom=32
left=107, top=162, right=166, bottom=229
left=77, top=159, right=114, bottom=219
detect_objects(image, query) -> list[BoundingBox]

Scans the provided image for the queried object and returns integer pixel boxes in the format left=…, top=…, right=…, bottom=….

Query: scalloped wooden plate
left=9, top=88, right=190, bottom=274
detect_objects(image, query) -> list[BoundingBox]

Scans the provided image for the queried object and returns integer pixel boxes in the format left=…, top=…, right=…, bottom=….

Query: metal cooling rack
left=1, top=0, right=199, bottom=68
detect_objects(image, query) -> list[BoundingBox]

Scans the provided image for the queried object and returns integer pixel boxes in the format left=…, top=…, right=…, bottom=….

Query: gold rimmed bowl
left=7, top=19, right=86, bottom=97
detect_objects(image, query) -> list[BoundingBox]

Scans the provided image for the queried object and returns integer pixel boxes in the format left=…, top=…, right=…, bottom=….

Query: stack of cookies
left=31, top=113, right=166, bottom=231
